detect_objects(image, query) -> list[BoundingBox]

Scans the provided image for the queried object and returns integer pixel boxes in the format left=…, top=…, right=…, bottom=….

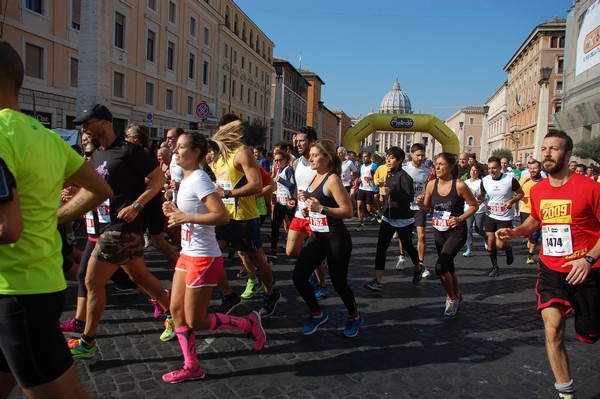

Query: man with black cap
left=68, top=103, right=172, bottom=359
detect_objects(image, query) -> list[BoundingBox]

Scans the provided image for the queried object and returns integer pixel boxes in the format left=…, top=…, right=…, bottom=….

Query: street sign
left=146, top=112, right=154, bottom=126
left=195, top=102, right=210, bottom=119
left=524, top=152, right=530, bottom=158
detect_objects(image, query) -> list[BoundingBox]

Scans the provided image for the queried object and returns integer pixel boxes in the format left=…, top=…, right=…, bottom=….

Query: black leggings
left=77, top=239, right=137, bottom=297
left=433, top=226, right=467, bottom=276
left=271, top=202, right=294, bottom=249
left=375, top=220, right=419, bottom=270
left=293, top=227, right=356, bottom=314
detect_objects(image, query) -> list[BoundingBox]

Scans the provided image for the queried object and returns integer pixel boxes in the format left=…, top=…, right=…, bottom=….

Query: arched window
left=467, top=136, right=475, bottom=146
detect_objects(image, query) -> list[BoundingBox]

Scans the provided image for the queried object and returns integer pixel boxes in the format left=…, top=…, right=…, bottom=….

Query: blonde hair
left=209, top=120, right=245, bottom=164
left=312, top=139, right=341, bottom=176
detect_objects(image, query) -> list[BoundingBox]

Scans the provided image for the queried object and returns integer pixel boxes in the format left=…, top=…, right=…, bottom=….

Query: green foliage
left=574, top=138, right=600, bottom=164
left=242, top=120, right=267, bottom=147
left=491, top=148, right=513, bottom=162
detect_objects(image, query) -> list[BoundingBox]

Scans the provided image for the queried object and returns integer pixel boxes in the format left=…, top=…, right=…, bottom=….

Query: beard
left=543, top=158, right=566, bottom=175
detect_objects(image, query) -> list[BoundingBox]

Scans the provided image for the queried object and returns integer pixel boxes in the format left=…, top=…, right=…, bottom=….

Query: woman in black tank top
left=292, top=139, right=364, bottom=338
left=417, top=152, right=478, bottom=318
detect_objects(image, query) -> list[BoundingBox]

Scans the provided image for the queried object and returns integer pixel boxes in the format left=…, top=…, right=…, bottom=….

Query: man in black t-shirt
left=68, top=104, right=171, bottom=360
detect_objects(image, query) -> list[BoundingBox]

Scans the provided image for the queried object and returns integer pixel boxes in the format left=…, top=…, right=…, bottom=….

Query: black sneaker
left=258, top=290, right=281, bottom=317
left=506, top=246, right=514, bottom=265
left=488, top=267, right=500, bottom=278
left=412, top=269, right=423, bottom=284
left=220, top=292, right=241, bottom=315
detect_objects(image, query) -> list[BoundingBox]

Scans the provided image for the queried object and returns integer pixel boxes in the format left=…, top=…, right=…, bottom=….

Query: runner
left=355, top=151, right=377, bottom=231
left=292, top=139, right=363, bottom=337
left=496, top=131, right=600, bottom=399
left=161, top=131, right=265, bottom=383
left=462, top=162, right=487, bottom=257
left=519, top=159, right=544, bottom=265
left=416, top=152, right=478, bottom=317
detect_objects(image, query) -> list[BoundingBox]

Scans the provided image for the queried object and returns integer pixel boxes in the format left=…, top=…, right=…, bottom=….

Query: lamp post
left=534, top=66, right=553, bottom=160
left=273, top=63, right=284, bottom=146
left=481, top=105, right=490, bottom=160
left=317, top=100, right=324, bottom=137
left=459, top=121, right=464, bottom=152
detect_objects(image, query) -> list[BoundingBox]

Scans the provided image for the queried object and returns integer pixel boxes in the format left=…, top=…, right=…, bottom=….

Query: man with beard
left=519, top=159, right=544, bottom=264
left=457, top=152, right=470, bottom=180
left=496, top=131, right=600, bottom=399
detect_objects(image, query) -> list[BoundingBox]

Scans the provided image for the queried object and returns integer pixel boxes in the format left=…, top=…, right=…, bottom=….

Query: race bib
left=216, top=180, right=234, bottom=204
left=309, top=212, right=330, bottom=233
left=542, top=224, right=573, bottom=257
left=276, top=184, right=289, bottom=205
left=487, top=202, right=507, bottom=216
left=181, top=223, right=191, bottom=249
left=432, top=210, right=451, bottom=231
left=97, top=199, right=111, bottom=223
left=85, top=211, right=96, bottom=234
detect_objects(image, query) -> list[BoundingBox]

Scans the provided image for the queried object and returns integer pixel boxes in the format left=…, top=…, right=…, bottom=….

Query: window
left=145, top=82, right=154, bottom=106
left=190, top=16, right=196, bottom=37
left=187, top=96, right=194, bottom=115
left=113, top=71, right=124, bottom=98
left=249, top=61, right=252, bottom=73
left=115, top=12, right=125, bottom=48
left=148, top=0, right=156, bottom=11
left=26, top=0, right=42, bottom=13
left=241, top=56, right=245, bottom=69
left=254, top=91, right=257, bottom=106
left=224, top=43, right=229, bottom=59
left=146, top=30, right=156, bottom=62
left=240, top=84, right=244, bottom=101
left=467, top=136, right=474, bottom=146
left=557, top=59, right=564, bottom=74
left=232, top=80, right=236, bottom=98
left=70, top=57, right=78, bottom=87
left=166, top=89, right=174, bottom=110
left=469, top=117, right=474, bottom=125
left=25, top=43, right=43, bottom=79
left=556, top=81, right=564, bottom=93
left=71, top=0, right=81, bottom=30
left=233, top=50, right=237, bottom=64
left=204, top=27, right=210, bottom=46
left=188, top=53, right=195, bottom=79
left=168, top=1, right=176, bottom=24
left=202, top=61, right=209, bottom=85
left=222, top=75, right=227, bottom=94
left=247, top=88, right=251, bottom=105
left=167, top=41, right=175, bottom=70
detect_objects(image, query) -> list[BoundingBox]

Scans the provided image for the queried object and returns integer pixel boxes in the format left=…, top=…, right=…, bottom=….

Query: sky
left=235, top=0, right=573, bottom=121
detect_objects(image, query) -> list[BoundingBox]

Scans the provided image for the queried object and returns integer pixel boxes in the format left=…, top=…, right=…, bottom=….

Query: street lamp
left=539, top=67, right=552, bottom=86
left=273, top=63, right=284, bottom=147
left=317, top=100, right=324, bottom=137
left=533, top=66, right=553, bottom=160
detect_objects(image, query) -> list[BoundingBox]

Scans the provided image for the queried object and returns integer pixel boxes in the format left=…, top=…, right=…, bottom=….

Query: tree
left=242, top=120, right=266, bottom=147
left=491, top=148, right=513, bottom=162
left=574, top=138, right=600, bottom=164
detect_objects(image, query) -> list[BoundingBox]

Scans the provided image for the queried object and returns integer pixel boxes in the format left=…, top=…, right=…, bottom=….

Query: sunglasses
left=274, top=158, right=284, bottom=162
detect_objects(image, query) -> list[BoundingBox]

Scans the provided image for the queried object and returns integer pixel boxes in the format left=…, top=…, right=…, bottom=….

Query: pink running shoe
left=60, top=318, right=85, bottom=338
left=150, top=298, right=164, bottom=319
left=162, top=366, right=205, bottom=384
left=247, top=311, right=266, bottom=351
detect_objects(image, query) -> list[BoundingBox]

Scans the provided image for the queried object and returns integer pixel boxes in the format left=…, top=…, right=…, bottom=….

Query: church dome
left=379, top=78, right=412, bottom=114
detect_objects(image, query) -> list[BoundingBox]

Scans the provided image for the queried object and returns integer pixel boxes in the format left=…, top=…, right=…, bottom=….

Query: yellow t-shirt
left=519, top=175, right=543, bottom=214
left=212, top=146, right=259, bottom=221
left=0, top=109, right=84, bottom=294
left=373, top=164, right=389, bottom=185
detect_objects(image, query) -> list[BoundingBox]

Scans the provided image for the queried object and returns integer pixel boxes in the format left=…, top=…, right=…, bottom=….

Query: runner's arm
left=231, top=147, right=262, bottom=197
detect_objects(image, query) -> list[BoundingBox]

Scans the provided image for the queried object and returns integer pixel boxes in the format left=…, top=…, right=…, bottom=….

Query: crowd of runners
left=1, top=41, right=599, bottom=399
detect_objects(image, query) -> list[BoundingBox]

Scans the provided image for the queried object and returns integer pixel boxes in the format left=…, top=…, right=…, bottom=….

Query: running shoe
left=301, top=312, right=329, bottom=335
left=392, top=231, right=399, bottom=239
left=488, top=267, right=500, bottom=278
left=150, top=298, right=164, bottom=319
left=355, top=224, right=366, bottom=232
left=444, top=298, right=459, bottom=317
left=462, top=248, right=472, bottom=257
left=315, top=285, right=328, bottom=299
left=364, top=278, right=383, bottom=292
left=484, top=241, right=488, bottom=250
left=309, top=273, right=319, bottom=290
left=220, top=292, right=242, bottom=315
left=412, top=269, right=423, bottom=284
left=246, top=311, right=266, bottom=350
left=160, top=317, right=176, bottom=342
left=420, top=264, right=431, bottom=279
left=506, top=246, right=514, bottom=265
left=69, top=337, right=98, bottom=359
left=526, top=254, right=535, bottom=264
left=162, top=365, right=205, bottom=384
left=113, top=284, right=135, bottom=293
left=236, top=269, right=249, bottom=279
left=367, top=213, right=377, bottom=222
left=264, top=247, right=277, bottom=262
left=395, top=255, right=406, bottom=270
left=376, top=212, right=383, bottom=223
left=258, top=290, right=280, bottom=317
left=343, top=315, right=364, bottom=338
left=558, top=393, right=577, bottom=399
left=241, top=279, right=264, bottom=299
left=60, top=318, right=85, bottom=338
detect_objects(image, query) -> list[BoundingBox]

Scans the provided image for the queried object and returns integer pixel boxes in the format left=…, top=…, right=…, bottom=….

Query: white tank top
left=482, top=173, right=516, bottom=221
left=294, top=156, right=317, bottom=219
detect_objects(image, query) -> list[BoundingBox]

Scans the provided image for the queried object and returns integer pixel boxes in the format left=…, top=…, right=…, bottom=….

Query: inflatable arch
left=341, top=113, right=459, bottom=155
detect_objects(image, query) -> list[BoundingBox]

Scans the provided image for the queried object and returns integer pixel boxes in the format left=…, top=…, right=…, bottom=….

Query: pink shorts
left=289, top=217, right=312, bottom=234
left=175, top=254, right=223, bottom=288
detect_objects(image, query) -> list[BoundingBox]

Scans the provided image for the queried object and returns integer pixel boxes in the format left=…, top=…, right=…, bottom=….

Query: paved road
left=8, top=219, right=600, bottom=398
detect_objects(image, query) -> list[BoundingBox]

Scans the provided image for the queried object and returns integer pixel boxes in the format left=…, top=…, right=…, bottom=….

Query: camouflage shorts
left=92, top=231, right=144, bottom=265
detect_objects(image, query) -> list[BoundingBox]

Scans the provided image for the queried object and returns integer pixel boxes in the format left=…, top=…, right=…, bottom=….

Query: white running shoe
left=420, top=263, right=431, bottom=279
left=395, top=255, right=406, bottom=270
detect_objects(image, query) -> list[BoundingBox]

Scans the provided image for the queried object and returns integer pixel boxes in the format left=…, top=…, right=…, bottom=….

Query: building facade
left=446, top=106, right=486, bottom=161
left=333, top=110, right=352, bottom=146
left=504, top=18, right=565, bottom=162
left=271, top=58, right=308, bottom=146
left=6, top=0, right=273, bottom=140
left=481, top=82, right=508, bottom=160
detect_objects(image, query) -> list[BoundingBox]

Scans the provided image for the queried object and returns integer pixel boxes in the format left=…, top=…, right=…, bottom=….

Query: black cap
left=73, top=104, right=113, bottom=124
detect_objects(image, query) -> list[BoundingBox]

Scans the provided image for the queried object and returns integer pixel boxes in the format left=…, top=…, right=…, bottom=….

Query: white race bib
left=432, top=210, right=451, bottom=231
left=216, top=180, right=234, bottom=204
left=181, top=223, right=191, bottom=249
left=85, top=211, right=96, bottom=234
left=309, top=212, right=330, bottom=233
left=97, top=199, right=111, bottom=223
left=542, top=224, right=573, bottom=257
left=487, top=202, right=507, bottom=216
left=276, top=183, right=289, bottom=205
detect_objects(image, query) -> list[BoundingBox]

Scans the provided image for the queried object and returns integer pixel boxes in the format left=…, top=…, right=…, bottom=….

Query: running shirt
left=341, top=159, right=357, bottom=187
left=359, top=162, right=376, bottom=191
left=430, top=179, right=465, bottom=232
left=170, top=155, right=184, bottom=184
left=481, top=173, right=520, bottom=221
left=294, top=155, right=317, bottom=219
left=90, top=139, right=158, bottom=233
left=275, top=165, right=295, bottom=205
left=305, top=173, right=345, bottom=233
left=176, top=169, right=221, bottom=257
left=0, top=109, right=84, bottom=295
left=403, top=162, right=431, bottom=210
left=211, top=146, right=259, bottom=221
left=519, top=175, right=544, bottom=214
left=464, top=178, right=485, bottom=214
left=530, top=173, right=600, bottom=272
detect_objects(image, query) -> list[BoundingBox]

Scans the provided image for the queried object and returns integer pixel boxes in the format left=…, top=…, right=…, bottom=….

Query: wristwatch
left=584, top=255, right=596, bottom=265
left=320, top=206, right=328, bottom=215
left=133, top=202, right=144, bottom=212
left=223, top=190, right=231, bottom=199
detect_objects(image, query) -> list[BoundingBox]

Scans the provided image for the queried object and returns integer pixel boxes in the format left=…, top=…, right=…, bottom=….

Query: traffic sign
left=195, top=102, right=210, bottom=119
left=146, top=112, right=154, bottom=126
left=524, top=152, right=530, bottom=158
